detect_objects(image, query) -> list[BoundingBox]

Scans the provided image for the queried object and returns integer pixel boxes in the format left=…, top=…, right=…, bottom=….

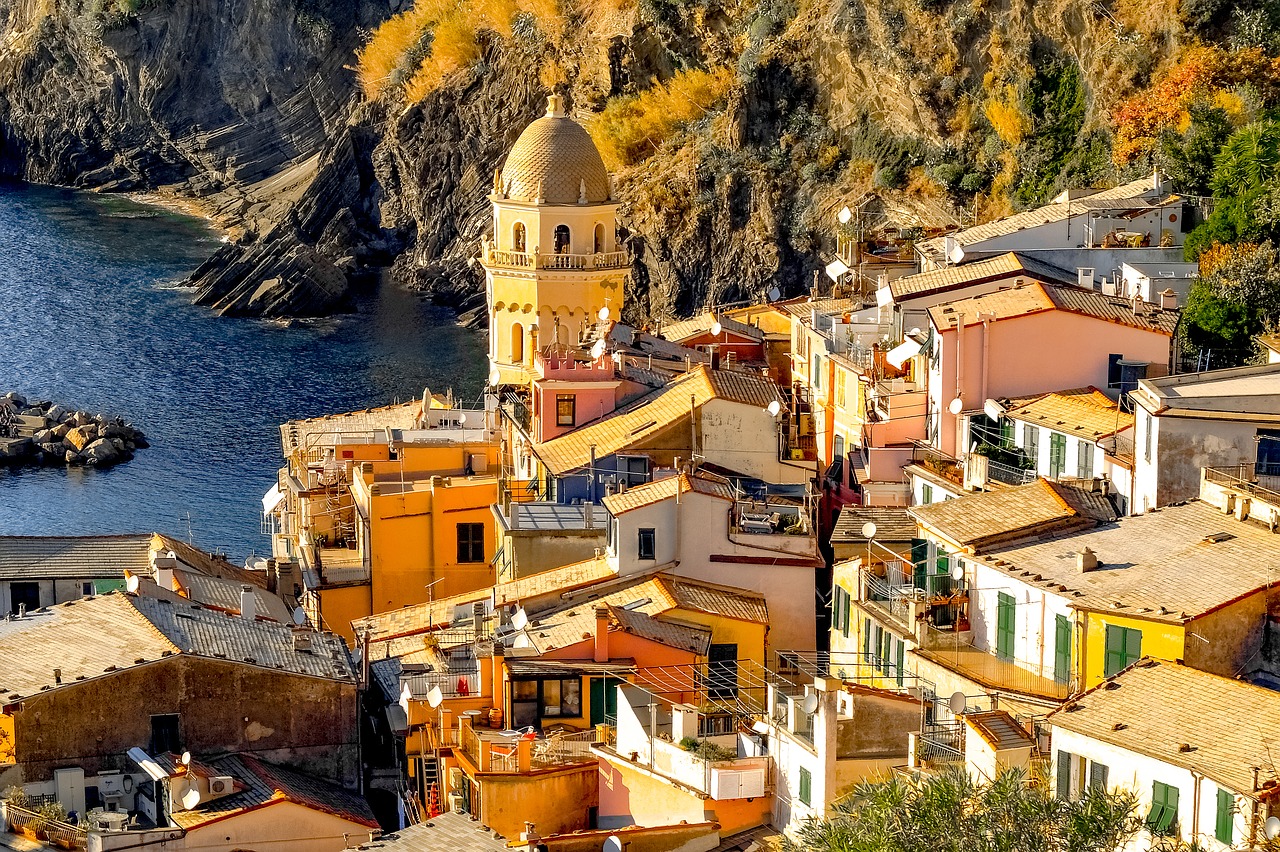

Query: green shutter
left=1147, top=781, right=1179, bottom=834
left=1105, top=624, right=1127, bottom=677
left=1056, top=751, right=1072, bottom=800
left=1216, top=788, right=1234, bottom=844
left=895, top=639, right=905, bottom=687
left=1089, top=761, right=1108, bottom=793
left=1049, top=433, right=1066, bottom=478
left=881, top=629, right=891, bottom=675
left=863, top=618, right=872, bottom=661
left=1054, top=615, right=1072, bottom=685
left=798, top=766, right=812, bottom=806
left=911, top=539, right=929, bottom=588
left=996, top=593, right=1015, bottom=661
left=1126, top=627, right=1142, bottom=668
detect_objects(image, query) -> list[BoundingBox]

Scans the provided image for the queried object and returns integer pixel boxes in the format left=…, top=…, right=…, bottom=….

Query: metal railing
left=916, top=625, right=1071, bottom=700
left=484, top=246, right=629, bottom=271
left=1205, top=463, right=1280, bottom=506
left=986, top=458, right=1036, bottom=486
left=403, top=669, right=481, bottom=700
left=3, top=803, right=87, bottom=849
left=917, top=722, right=965, bottom=766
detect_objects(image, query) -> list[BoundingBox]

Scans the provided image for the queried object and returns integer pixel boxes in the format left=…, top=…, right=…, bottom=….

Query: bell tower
left=482, top=95, right=626, bottom=386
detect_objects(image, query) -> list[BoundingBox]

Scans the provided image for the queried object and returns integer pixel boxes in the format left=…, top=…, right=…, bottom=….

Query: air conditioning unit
left=208, top=776, right=235, bottom=796
left=710, top=766, right=767, bottom=800
left=448, top=793, right=466, bottom=813
left=448, top=768, right=465, bottom=790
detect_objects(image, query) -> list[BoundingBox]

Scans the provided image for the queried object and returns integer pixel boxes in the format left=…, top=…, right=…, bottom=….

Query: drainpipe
left=979, top=313, right=993, bottom=407
left=589, top=444, right=597, bottom=504
left=690, top=394, right=698, bottom=464
left=1191, top=769, right=1203, bottom=846
left=953, top=313, right=965, bottom=455
left=1251, top=767, right=1261, bottom=848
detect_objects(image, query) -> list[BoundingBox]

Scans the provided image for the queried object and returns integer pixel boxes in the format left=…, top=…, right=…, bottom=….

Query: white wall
left=970, top=560, right=1073, bottom=684
left=700, top=399, right=806, bottom=485
left=1052, top=727, right=1248, bottom=852
left=1133, top=408, right=1265, bottom=512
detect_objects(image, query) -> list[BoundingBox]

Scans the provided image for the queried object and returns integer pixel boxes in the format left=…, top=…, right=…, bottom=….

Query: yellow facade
left=1080, top=610, right=1184, bottom=689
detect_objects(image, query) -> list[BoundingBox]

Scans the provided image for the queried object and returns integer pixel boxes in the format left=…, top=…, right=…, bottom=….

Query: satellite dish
left=710, top=321, right=723, bottom=337
left=766, top=400, right=782, bottom=418
left=292, top=607, right=307, bottom=626
left=768, top=286, right=781, bottom=302
left=457, top=412, right=468, bottom=426
left=426, top=686, right=444, bottom=709
left=598, top=306, right=611, bottom=322
left=180, top=751, right=191, bottom=766
left=908, top=327, right=921, bottom=337
left=948, top=396, right=965, bottom=416
left=838, top=206, right=853, bottom=224
left=950, top=561, right=965, bottom=582
left=511, top=607, right=529, bottom=631
left=948, top=691, right=967, bottom=715
left=591, top=339, right=606, bottom=360
left=181, top=786, right=203, bottom=811
left=801, top=693, right=820, bottom=715
left=512, top=632, right=533, bottom=649
left=126, top=574, right=140, bottom=594
left=604, top=835, right=625, bottom=852
left=1265, top=816, right=1280, bottom=840
left=861, top=522, right=877, bottom=540
left=487, top=368, right=502, bottom=387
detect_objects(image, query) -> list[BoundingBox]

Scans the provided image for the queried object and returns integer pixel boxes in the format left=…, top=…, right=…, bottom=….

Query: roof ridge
left=120, top=593, right=186, bottom=657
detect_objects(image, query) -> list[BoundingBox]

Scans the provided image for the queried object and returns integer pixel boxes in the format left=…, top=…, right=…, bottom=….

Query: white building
left=1130, top=363, right=1280, bottom=512
left=1119, top=261, right=1198, bottom=304
left=1048, top=658, right=1280, bottom=852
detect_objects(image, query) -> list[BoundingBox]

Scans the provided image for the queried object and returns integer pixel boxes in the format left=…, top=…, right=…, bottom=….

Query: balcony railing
left=2, top=802, right=87, bottom=850
left=403, top=668, right=481, bottom=700
left=985, top=458, right=1036, bottom=486
left=916, top=722, right=965, bottom=767
left=484, top=245, right=629, bottom=271
left=915, top=625, right=1071, bottom=700
left=911, top=441, right=963, bottom=486
left=1205, top=463, right=1280, bottom=506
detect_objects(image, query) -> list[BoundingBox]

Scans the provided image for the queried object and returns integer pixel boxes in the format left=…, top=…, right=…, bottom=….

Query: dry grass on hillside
left=589, top=68, right=735, bottom=168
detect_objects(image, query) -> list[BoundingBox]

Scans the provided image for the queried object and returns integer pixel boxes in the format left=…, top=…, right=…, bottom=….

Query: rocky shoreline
left=0, top=393, right=149, bottom=469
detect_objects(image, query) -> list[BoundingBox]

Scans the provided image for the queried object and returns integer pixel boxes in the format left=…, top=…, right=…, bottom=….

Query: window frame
left=456, top=522, right=486, bottom=564
left=555, top=394, right=576, bottom=427
left=1078, top=439, right=1094, bottom=480
left=1049, top=432, right=1067, bottom=478
left=637, top=527, right=656, bottom=560
left=1024, top=423, right=1039, bottom=467
left=1104, top=624, right=1142, bottom=677
left=1054, top=614, right=1072, bottom=685
left=1216, top=787, right=1234, bottom=844
left=150, top=713, right=182, bottom=756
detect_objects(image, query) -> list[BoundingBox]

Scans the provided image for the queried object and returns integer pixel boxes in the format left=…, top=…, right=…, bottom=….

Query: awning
left=886, top=338, right=922, bottom=369
left=262, top=483, right=285, bottom=514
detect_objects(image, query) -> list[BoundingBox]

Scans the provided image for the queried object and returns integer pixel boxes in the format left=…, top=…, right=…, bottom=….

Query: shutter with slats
left=1056, top=751, right=1072, bottom=800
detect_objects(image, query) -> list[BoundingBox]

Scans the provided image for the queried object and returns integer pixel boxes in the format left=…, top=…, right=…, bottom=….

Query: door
left=10, top=582, right=39, bottom=614
left=996, top=593, right=1016, bottom=661
left=707, top=644, right=738, bottom=699
left=589, top=677, right=623, bottom=726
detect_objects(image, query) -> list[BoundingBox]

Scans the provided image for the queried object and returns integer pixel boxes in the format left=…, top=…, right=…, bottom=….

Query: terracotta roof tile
left=889, top=252, right=1074, bottom=299
left=929, top=281, right=1178, bottom=335
left=1003, top=387, right=1134, bottom=440
left=602, top=472, right=737, bottom=515
left=499, top=99, right=611, bottom=205
left=910, top=479, right=1116, bottom=549
left=1048, top=658, right=1280, bottom=795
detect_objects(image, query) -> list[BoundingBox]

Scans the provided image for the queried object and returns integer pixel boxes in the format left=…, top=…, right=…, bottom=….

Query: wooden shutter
left=1216, top=788, right=1234, bottom=844
left=1125, top=627, right=1142, bottom=669
left=1056, top=751, right=1072, bottom=800
left=895, top=639, right=905, bottom=686
left=1104, top=624, right=1124, bottom=677
left=997, top=593, right=1015, bottom=661
left=1089, top=761, right=1108, bottom=792
left=1054, top=614, right=1072, bottom=685
left=911, top=539, right=929, bottom=589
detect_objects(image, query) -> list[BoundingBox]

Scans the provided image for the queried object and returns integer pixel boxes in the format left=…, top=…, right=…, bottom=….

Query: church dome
left=499, top=95, right=611, bottom=205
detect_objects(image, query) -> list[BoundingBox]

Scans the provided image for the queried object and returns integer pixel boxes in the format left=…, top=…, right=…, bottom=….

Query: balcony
left=909, top=441, right=964, bottom=487
left=913, top=626, right=1071, bottom=701
left=860, top=561, right=969, bottom=644
left=1204, top=463, right=1280, bottom=512
left=484, top=244, right=629, bottom=272
left=533, top=348, right=616, bottom=382
left=457, top=719, right=599, bottom=774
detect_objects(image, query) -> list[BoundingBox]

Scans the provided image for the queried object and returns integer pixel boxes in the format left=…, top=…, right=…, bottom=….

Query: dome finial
left=546, top=94, right=567, bottom=118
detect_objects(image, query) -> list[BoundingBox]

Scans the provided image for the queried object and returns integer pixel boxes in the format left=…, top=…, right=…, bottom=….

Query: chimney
left=265, top=559, right=278, bottom=594
left=1076, top=547, right=1099, bottom=573
left=293, top=629, right=312, bottom=652
left=151, top=549, right=178, bottom=590
left=594, top=606, right=610, bottom=663
left=1159, top=288, right=1177, bottom=310
left=240, top=585, right=257, bottom=621
left=584, top=501, right=594, bottom=529
left=54, top=668, right=61, bottom=685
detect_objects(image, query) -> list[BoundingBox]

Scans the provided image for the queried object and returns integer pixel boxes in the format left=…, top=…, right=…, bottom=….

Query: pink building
left=529, top=348, right=628, bottom=442
left=927, top=281, right=1177, bottom=456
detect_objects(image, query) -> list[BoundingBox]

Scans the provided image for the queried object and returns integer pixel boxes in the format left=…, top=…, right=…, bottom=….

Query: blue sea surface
left=0, top=182, right=485, bottom=560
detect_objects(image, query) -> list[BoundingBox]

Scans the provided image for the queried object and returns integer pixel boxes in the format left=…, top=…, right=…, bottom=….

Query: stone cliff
left=0, top=0, right=1234, bottom=319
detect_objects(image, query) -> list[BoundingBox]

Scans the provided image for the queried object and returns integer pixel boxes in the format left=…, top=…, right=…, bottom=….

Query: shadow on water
left=0, top=182, right=485, bottom=560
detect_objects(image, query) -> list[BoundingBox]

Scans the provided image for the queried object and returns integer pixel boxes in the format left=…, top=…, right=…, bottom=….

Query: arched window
left=513, top=222, right=527, bottom=253
left=593, top=223, right=605, bottom=253
left=554, top=225, right=571, bottom=254
left=511, top=322, right=524, bottom=364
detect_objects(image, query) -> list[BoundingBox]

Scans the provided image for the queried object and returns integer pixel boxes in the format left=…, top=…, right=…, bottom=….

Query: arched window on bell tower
left=554, top=225, right=571, bottom=254
left=513, top=222, right=527, bottom=253
left=511, top=322, right=525, bottom=364
left=593, top=223, right=605, bottom=253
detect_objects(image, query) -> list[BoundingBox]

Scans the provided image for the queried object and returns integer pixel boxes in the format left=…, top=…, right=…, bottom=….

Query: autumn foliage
left=589, top=69, right=735, bottom=167
left=1112, top=47, right=1280, bottom=165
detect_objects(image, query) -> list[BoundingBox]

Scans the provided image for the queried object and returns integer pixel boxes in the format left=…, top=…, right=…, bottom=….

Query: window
left=512, top=222, right=527, bottom=252
left=1104, top=624, right=1142, bottom=677
left=880, top=629, right=892, bottom=676
left=1054, top=614, right=1072, bottom=685
left=895, top=638, right=905, bottom=687
left=150, top=714, right=182, bottom=755
left=1078, top=440, right=1094, bottom=480
left=1143, top=411, right=1152, bottom=462
left=836, top=371, right=847, bottom=408
left=1024, top=424, right=1039, bottom=467
left=832, top=586, right=850, bottom=639
left=1049, top=433, right=1067, bottom=478
left=708, top=643, right=738, bottom=699
left=1089, top=761, right=1109, bottom=793
left=921, top=483, right=933, bottom=504
left=554, top=224, right=571, bottom=254
left=798, top=766, right=812, bottom=806
left=9, top=582, right=39, bottom=614
left=82, top=582, right=95, bottom=597
left=511, top=322, right=524, bottom=364
left=1056, top=751, right=1073, bottom=800
left=593, top=223, right=605, bottom=253
left=457, top=522, right=485, bottom=563
left=556, top=394, right=576, bottom=427
left=1147, top=781, right=1179, bottom=835
left=638, top=528, right=656, bottom=560
left=512, top=678, right=581, bottom=727
left=1216, top=787, right=1234, bottom=844
left=996, top=592, right=1016, bottom=661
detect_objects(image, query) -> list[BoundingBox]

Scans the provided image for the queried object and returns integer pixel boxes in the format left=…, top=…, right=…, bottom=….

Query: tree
left=785, top=767, right=1142, bottom=852
left=1185, top=119, right=1280, bottom=258
left=1181, top=241, right=1280, bottom=359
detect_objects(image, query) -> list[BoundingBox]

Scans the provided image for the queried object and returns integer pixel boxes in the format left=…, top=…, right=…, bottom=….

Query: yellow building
left=483, top=94, right=627, bottom=386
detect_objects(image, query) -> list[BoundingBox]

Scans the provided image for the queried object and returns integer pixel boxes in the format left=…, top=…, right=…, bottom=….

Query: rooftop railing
left=1205, top=463, right=1280, bottom=507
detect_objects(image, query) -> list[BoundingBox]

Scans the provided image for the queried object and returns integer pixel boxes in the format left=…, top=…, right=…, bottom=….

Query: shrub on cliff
left=589, top=69, right=735, bottom=167
left=1181, top=241, right=1280, bottom=359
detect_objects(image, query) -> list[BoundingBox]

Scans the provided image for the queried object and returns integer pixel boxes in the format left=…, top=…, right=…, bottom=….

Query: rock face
left=0, top=392, right=148, bottom=468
